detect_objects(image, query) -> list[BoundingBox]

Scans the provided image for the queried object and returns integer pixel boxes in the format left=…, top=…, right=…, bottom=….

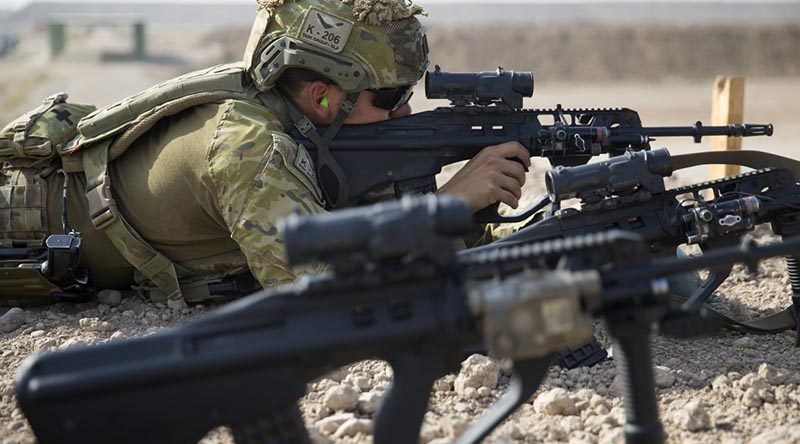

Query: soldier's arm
left=207, top=100, right=327, bottom=288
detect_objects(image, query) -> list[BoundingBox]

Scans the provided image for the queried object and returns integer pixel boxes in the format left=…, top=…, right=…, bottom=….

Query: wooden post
left=709, top=76, right=745, bottom=179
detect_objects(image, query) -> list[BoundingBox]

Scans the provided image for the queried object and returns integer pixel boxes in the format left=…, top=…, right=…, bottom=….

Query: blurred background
left=0, top=0, right=798, bottom=179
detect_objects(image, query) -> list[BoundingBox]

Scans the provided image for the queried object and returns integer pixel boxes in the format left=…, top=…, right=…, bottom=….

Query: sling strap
left=279, top=89, right=358, bottom=209
left=670, top=149, right=800, bottom=335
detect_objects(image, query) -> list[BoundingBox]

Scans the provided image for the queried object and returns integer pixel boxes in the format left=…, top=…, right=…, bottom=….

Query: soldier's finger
left=488, top=142, right=531, bottom=168
left=495, top=174, right=523, bottom=199
left=497, top=159, right=527, bottom=187
left=494, top=187, right=520, bottom=209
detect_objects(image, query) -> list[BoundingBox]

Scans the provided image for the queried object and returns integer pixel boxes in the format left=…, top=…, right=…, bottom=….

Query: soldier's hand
left=437, top=141, right=530, bottom=213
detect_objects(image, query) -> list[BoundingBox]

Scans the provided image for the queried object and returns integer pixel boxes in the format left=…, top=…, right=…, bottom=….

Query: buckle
left=45, top=92, right=68, bottom=105
left=85, top=174, right=118, bottom=230
left=295, top=117, right=315, bottom=136
left=339, top=99, right=355, bottom=115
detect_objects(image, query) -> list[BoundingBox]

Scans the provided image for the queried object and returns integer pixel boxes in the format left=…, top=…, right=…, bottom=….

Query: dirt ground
left=1, top=23, right=800, bottom=444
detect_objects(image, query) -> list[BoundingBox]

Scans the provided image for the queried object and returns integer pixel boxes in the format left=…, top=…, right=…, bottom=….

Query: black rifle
left=292, top=66, right=773, bottom=222
left=483, top=148, right=800, bottom=337
left=16, top=196, right=800, bottom=444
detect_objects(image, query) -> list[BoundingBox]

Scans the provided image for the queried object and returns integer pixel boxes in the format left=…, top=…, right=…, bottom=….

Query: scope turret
left=281, top=195, right=474, bottom=270
left=425, top=65, right=534, bottom=109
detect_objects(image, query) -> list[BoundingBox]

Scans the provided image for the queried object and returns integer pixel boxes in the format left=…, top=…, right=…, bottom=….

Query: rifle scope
left=546, top=148, right=673, bottom=202
left=425, top=65, right=534, bottom=109
left=281, top=195, right=473, bottom=267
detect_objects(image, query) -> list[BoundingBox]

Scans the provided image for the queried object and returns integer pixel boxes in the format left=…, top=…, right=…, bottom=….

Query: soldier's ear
left=306, top=81, right=335, bottom=122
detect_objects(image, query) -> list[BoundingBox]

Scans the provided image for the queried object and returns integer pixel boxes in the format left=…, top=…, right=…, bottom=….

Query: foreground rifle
left=484, top=148, right=800, bottom=338
left=293, top=66, right=773, bottom=222
left=16, top=195, right=800, bottom=444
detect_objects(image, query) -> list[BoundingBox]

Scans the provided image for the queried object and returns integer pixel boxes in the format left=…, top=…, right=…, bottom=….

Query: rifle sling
left=671, top=294, right=797, bottom=334
left=668, top=150, right=800, bottom=333
left=672, top=150, right=800, bottom=178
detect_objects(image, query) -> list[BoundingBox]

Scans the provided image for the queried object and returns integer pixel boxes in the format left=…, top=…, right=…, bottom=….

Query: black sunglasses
left=368, top=85, right=414, bottom=112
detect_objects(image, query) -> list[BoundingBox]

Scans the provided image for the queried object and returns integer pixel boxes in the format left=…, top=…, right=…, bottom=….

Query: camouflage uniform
left=45, top=90, right=325, bottom=291
left=36, top=0, right=430, bottom=300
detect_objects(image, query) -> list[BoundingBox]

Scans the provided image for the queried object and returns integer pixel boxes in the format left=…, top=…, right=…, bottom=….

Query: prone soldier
left=0, top=0, right=531, bottom=307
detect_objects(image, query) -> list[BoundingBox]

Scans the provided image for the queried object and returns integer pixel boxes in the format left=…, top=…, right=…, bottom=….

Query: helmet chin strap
left=278, top=88, right=357, bottom=209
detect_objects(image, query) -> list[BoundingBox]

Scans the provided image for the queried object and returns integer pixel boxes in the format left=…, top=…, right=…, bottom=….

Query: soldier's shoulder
left=213, top=98, right=286, bottom=134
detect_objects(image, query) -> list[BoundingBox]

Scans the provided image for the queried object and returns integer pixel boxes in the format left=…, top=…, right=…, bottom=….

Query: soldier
left=0, top=0, right=530, bottom=307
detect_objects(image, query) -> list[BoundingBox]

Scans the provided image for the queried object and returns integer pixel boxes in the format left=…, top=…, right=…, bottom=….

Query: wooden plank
left=709, top=76, right=746, bottom=178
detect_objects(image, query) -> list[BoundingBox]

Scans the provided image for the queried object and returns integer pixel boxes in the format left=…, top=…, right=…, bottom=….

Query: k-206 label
left=299, top=9, right=353, bottom=54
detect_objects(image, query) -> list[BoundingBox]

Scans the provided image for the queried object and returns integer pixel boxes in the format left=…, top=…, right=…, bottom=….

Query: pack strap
left=82, top=140, right=186, bottom=308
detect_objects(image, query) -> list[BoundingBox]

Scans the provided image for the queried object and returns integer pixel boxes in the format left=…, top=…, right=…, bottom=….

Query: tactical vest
left=0, top=63, right=278, bottom=306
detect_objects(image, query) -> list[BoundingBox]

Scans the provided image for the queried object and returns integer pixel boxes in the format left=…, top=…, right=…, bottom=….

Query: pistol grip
left=373, top=353, right=448, bottom=444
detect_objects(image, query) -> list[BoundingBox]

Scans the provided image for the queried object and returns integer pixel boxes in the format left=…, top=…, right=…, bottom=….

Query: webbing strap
left=280, top=90, right=357, bottom=209
left=82, top=140, right=186, bottom=307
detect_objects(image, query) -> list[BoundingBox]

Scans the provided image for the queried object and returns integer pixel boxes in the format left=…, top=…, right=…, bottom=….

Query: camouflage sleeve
left=206, top=100, right=327, bottom=288
left=462, top=220, right=532, bottom=248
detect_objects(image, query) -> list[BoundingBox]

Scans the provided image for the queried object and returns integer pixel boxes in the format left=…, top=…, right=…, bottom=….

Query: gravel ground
left=2, top=170, right=800, bottom=444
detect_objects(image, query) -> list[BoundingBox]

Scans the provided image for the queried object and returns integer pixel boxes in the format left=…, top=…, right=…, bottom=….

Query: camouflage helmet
left=244, top=0, right=429, bottom=93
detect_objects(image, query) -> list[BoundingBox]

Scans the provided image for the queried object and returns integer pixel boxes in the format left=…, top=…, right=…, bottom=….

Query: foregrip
left=609, top=320, right=664, bottom=444
left=231, top=404, right=311, bottom=444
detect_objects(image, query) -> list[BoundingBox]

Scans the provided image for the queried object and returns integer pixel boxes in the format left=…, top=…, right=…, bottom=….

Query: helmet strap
left=278, top=88, right=357, bottom=209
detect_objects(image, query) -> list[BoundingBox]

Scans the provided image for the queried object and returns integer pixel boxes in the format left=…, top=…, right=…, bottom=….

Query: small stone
left=454, top=354, right=500, bottom=395
left=750, top=426, right=800, bottom=443
left=419, top=424, right=441, bottom=443
left=732, top=336, right=758, bottom=349
left=34, top=322, right=45, bottom=330
left=599, top=427, right=625, bottom=444
left=533, top=388, right=577, bottom=416
left=477, top=386, right=492, bottom=398
left=654, top=366, right=676, bottom=388
left=741, top=387, right=762, bottom=408
left=79, top=317, right=112, bottom=332
left=315, top=412, right=354, bottom=435
left=758, top=363, right=789, bottom=386
left=110, top=331, right=126, bottom=341
left=445, top=419, right=471, bottom=438
left=712, top=375, right=731, bottom=391
left=453, top=402, right=470, bottom=413
left=463, top=386, right=478, bottom=399
left=332, top=418, right=372, bottom=438
left=0, top=307, right=25, bottom=333
left=590, top=394, right=609, bottom=410
left=30, top=330, right=45, bottom=338
left=433, top=375, right=454, bottom=392
left=37, top=338, right=57, bottom=349
left=344, top=373, right=372, bottom=391
left=669, top=400, right=710, bottom=431
left=608, top=375, right=623, bottom=397
left=357, top=391, right=381, bottom=415
left=509, top=424, right=524, bottom=440
left=322, top=384, right=359, bottom=411
left=122, top=310, right=135, bottom=318
left=96, top=289, right=122, bottom=307
left=59, top=337, right=86, bottom=349
left=560, top=416, right=584, bottom=433
left=309, top=428, right=332, bottom=444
